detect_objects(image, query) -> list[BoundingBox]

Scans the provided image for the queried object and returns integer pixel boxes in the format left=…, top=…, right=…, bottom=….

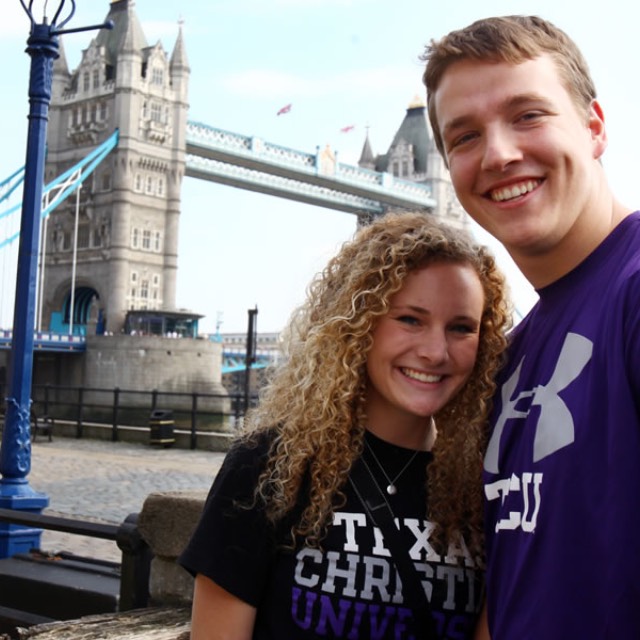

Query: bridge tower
left=359, top=96, right=467, bottom=228
left=42, top=0, right=190, bottom=334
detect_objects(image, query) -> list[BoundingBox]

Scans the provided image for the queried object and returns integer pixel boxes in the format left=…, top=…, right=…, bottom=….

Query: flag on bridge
left=277, top=103, right=292, bottom=116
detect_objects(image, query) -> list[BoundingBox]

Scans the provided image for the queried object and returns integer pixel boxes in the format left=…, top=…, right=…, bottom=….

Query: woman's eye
left=397, top=315, right=420, bottom=326
left=450, top=323, right=476, bottom=334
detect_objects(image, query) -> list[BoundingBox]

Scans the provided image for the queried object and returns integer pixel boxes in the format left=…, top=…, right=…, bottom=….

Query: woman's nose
left=416, top=330, right=448, bottom=364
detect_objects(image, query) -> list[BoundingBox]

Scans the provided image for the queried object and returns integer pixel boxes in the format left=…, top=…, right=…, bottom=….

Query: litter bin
left=149, top=409, right=175, bottom=447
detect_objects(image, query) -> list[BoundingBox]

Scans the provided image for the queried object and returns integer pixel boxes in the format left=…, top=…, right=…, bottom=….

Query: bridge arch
left=48, top=281, right=104, bottom=335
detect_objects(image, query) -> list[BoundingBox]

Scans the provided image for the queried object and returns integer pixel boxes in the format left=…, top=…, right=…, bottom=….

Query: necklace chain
left=364, top=438, right=420, bottom=496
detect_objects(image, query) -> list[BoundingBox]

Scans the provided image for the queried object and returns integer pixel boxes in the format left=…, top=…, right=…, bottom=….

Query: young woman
left=180, top=211, right=511, bottom=639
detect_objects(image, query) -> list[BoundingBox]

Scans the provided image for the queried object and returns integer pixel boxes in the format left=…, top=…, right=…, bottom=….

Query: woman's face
left=365, top=261, right=484, bottom=436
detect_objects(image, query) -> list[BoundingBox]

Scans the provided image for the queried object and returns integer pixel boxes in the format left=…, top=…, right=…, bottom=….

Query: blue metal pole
left=0, top=1, right=112, bottom=559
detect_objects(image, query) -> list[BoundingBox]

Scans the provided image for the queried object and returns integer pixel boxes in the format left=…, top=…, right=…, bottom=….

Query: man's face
left=433, top=54, right=607, bottom=279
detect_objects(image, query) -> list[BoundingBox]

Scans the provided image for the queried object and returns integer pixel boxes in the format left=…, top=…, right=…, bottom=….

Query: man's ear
left=588, top=99, right=607, bottom=160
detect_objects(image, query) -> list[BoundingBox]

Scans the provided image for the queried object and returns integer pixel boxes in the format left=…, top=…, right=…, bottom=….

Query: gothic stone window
left=150, top=102, right=162, bottom=123
left=151, top=67, right=164, bottom=86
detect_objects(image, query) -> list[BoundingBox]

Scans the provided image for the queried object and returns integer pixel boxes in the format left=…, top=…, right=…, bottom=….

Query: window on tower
left=150, top=102, right=162, bottom=123
left=152, top=68, right=164, bottom=86
left=77, top=225, right=90, bottom=249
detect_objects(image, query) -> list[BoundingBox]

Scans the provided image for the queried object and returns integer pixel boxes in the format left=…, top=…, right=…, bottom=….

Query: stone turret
left=358, top=128, right=375, bottom=171
left=359, top=96, right=466, bottom=227
left=41, top=0, right=190, bottom=334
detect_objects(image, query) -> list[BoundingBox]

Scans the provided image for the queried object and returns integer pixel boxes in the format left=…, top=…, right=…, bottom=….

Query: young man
left=423, top=15, right=640, bottom=639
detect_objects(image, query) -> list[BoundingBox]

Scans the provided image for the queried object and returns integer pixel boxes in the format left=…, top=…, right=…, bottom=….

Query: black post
left=44, top=383, right=51, bottom=415
left=190, top=392, right=198, bottom=450
left=112, top=387, right=120, bottom=442
left=76, top=386, right=84, bottom=438
left=243, top=306, right=258, bottom=415
left=116, top=513, right=151, bottom=611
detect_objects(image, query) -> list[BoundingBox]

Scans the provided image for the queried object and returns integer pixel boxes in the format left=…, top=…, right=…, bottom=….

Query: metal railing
left=10, top=383, right=260, bottom=450
left=0, top=507, right=150, bottom=612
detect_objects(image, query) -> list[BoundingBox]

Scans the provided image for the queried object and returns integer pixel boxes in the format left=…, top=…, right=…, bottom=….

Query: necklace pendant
left=386, top=484, right=397, bottom=496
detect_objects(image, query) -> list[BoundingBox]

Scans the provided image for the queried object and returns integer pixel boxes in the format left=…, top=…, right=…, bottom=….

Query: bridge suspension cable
left=0, top=129, right=119, bottom=330
left=0, top=129, right=119, bottom=251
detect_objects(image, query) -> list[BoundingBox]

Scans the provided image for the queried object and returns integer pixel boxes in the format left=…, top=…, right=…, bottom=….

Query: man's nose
left=481, top=127, right=522, bottom=172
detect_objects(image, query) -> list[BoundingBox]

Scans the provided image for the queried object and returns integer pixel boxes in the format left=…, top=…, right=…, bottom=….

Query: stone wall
left=137, top=491, right=207, bottom=606
left=84, top=334, right=226, bottom=400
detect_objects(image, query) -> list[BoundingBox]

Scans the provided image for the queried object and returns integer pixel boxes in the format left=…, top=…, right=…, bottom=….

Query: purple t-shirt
left=483, top=212, right=640, bottom=639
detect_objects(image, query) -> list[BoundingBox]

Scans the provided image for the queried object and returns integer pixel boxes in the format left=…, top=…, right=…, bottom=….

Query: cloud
left=220, top=65, right=419, bottom=99
left=221, top=0, right=372, bottom=8
left=1, top=4, right=34, bottom=39
left=141, top=19, right=182, bottom=44
left=271, top=0, right=371, bottom=5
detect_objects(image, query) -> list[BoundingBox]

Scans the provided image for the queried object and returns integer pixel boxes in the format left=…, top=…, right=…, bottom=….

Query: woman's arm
left=473, top=600, right=491, bottom=640
left=190, top=573, right=257, bottom=640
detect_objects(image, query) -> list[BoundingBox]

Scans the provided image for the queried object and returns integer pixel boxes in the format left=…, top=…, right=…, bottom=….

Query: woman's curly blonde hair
left=243, top=210, right=511, bottom=557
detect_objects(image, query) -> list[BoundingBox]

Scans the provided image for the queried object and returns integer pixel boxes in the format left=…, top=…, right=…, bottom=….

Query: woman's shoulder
left=219, top=427, right=278, bottom=478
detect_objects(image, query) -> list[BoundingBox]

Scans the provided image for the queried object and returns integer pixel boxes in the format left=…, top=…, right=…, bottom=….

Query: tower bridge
left=0, top=0, right=466, bottom=353
left=19, top=0, right=463, bottom=339
left=0, top=0, right=472, bottom=561
left=185, top=121, right=435, bottom=215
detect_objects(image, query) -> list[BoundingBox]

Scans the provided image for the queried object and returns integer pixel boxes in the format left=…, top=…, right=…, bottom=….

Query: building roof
left=358, top=131, right=375, bottom=167
left=170, top=20, right=190, bottom=71
left=374, top=99, right=433, bottom=175
left=95, top=0, right=148, bottom=65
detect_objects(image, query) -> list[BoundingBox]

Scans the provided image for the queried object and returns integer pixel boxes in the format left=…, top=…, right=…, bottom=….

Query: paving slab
left=21, top=437, right=226, bottom=562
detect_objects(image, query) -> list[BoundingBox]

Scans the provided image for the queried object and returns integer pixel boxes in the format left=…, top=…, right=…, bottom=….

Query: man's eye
left=518, top=111, right=544, bottom=123
left=451, top=132, right=478, bottom=149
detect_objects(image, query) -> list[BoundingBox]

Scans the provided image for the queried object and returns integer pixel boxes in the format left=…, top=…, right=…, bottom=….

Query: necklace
left=364, top=438, right=420, bottom=496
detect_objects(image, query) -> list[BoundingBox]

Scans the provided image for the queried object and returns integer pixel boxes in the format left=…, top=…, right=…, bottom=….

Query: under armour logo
left=485, top=332, right=593, bottom=473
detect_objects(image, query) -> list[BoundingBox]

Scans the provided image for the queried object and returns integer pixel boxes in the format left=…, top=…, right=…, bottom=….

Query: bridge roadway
left=27, top=436, right=227, bottom=563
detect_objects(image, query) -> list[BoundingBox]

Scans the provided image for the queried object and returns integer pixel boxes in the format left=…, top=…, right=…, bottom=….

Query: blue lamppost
left=0, top=1, right=112, bottom=558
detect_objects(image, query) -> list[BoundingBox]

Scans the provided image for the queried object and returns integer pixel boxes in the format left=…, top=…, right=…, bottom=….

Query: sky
left=0, top=0, right=639, bottom=334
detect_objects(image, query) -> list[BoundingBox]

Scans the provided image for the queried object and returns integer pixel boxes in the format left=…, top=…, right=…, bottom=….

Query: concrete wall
left=1, top=335, right=231, bottom=428
left=138, top=491, right=207, bottom=606
left=84, top=334, right=226, bottom=399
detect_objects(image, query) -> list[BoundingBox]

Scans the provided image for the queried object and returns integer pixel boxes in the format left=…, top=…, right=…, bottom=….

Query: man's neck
left=513, top=199, right=632, bottom=289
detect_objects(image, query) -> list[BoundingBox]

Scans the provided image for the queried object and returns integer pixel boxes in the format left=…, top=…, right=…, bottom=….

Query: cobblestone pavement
left=25, top=436, right=227, bottom=563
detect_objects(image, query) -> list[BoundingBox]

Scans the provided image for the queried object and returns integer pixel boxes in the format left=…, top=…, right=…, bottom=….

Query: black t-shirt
left=179, top=431, right=483, bottom=639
